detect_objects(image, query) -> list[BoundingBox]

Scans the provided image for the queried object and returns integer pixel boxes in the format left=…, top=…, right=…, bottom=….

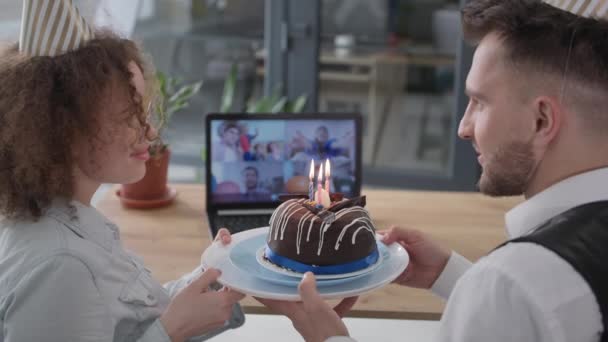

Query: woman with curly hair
left=0, top=1, right=243, bottom=341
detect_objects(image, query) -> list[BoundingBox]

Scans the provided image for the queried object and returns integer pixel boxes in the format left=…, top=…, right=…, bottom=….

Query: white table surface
left=211, top=314, right=439, bottom=342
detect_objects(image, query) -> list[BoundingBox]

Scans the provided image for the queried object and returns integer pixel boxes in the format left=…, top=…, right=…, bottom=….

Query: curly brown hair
left=0, top=30, right=156, bottom=220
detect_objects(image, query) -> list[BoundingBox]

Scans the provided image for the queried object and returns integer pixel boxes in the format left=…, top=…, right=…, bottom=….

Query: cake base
left=264, top=245, right=379, bottom=275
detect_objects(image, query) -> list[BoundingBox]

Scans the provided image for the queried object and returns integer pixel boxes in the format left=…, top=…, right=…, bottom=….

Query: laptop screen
left=206, top=114, right=362, bottom=208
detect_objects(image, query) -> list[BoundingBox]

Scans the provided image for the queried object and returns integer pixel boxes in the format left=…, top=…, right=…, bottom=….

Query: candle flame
left=325, top=159, right=330, bottom=178
left=318, top=163, right=324, bottom=183
left=309, top=159, right=315, bottom=180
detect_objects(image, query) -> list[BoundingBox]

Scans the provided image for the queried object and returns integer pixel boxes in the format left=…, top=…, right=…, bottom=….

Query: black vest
left=497, top=201, right=608, bottom=342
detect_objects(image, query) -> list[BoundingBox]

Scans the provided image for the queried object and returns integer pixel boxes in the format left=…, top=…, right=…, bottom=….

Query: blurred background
left=0, top=0, right=477, bottom=191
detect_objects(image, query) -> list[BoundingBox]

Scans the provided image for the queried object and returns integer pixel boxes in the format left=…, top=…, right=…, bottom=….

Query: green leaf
left=168, top=77, right=180, bottom=93
left=167, top=103, right=188, bottom=116
left=154, top=71, right=202, bottom=150
left=157, top=72, right=168, bottom=98
left=270, top=97, right=288, bottom=113
left=291, top=95, right=308, bottom=113
left=169, top=84, right=199, bottom=103
left=246, top=100, right=258, bottom=113
left=201, top=147, right=207, bottom=162
left=192, top=81, right=203, bottom=93
left=221, top=64, right=238, bottom=113
left=269, top=85, right=282, bottom=105
left=248, top=96, right=273, bottom=113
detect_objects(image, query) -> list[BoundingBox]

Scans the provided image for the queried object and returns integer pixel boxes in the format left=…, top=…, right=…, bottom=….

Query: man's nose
left=458, top=104, right=473, bottom=140
left=457, top=121, right=471, bottom=140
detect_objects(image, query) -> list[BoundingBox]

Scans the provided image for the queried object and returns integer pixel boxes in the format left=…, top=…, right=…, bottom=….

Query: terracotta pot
left=122, top=148, right=170, bottom=200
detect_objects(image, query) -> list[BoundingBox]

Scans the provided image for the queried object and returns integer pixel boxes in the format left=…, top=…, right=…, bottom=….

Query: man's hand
left=380, top=226, right=451, bottom=289
left=256, top=272, right=356, bottom=342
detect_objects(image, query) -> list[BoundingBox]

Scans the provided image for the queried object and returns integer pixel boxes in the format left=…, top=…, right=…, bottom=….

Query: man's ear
left=532, top=96, right=562, bottom=147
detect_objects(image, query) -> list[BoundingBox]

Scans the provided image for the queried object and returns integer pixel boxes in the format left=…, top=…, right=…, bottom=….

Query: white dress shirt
left=329, top=167, right=608, bottom=342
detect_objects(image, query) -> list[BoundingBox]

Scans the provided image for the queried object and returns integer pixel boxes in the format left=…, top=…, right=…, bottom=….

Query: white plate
left=201, top=227, right=409, bottom=301
left=229, top=233, right=371, bottom=287
left=255, top=242, right=383, bottom=280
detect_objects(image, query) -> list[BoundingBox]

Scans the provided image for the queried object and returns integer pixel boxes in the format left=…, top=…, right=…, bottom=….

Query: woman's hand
left=380, top=225, right=451, bottom=289
left=214, top=228, right=232, bottom=245
left=256, top=272, right=355, bottom=342
left=160, top=268, right=245, bottom=342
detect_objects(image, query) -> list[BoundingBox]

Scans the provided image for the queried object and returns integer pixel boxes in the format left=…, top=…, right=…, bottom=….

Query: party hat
left=542, top=0, right=608, bottom=20
left=19, top=0, right=94, bottom=57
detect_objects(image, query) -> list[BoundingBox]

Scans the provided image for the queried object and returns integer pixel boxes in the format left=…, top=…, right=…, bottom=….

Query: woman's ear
left=532, top=96, right=562, bottom=147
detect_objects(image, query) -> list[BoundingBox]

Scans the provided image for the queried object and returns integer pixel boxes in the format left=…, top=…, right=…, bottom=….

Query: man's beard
left=478, top=140, right=535, bottom=197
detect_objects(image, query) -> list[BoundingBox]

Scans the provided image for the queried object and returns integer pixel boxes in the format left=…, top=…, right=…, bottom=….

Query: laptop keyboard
left=212, top=215, right=273, bottom=235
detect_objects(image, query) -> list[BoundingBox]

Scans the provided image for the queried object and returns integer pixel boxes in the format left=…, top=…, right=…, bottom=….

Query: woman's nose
left=145, top=123, right=158, bottom=141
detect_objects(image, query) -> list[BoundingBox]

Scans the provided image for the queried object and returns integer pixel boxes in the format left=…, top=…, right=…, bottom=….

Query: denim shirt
left=0, top=200, right=204, bottom=342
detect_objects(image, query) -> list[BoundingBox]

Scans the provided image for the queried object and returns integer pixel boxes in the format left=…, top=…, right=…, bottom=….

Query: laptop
left=205, top=113, right=363, bottom=238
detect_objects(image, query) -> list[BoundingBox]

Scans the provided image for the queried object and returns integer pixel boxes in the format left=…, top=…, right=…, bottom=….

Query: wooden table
left=97, top=184, right=522, bottom=320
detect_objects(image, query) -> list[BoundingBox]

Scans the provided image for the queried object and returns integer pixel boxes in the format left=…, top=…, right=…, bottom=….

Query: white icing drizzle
left=269, top=199, right=299, bottom=241
left=269, top=200, right=376, bottom=257
left=279, top=203, right=307, bottom=240
left=296, top=212, right=313, bottom=255
left=306, top=216, right=317, bottom=242
left=352, top=226, right=374, bottom=244
left=271, top=200, right=300, bottom=240
left=317, top=207, right=374, bottom=256
left=334, top=217, right=374, bottom=250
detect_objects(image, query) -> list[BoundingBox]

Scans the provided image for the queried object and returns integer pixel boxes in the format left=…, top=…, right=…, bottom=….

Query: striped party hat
left=19, top=0, right=94, bottom=57
left=542, top=0, right=608, bottom=20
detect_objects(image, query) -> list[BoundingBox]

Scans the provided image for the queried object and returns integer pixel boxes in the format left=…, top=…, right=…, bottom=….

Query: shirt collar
left=48, top=199, right=118, bottom=252
left=505, top=167, right=608, bottom=238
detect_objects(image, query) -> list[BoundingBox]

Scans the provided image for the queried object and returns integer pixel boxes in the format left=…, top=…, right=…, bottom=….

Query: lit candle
left=308, top=159, right=315, bottom=201
left=324, top=159, right=331, bottom=193
left=320, top=188, right=331, bottom=208
left=316, top=163, right=324, bottom=203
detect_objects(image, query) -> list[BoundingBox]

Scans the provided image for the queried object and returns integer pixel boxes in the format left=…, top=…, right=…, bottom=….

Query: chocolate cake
left=265, top=196, right=378, bottom=273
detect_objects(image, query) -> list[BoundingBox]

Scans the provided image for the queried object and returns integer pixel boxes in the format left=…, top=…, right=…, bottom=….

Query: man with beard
left=256, top=1, right=608, bottom=341
left=242, top=166, right=270, bottom=199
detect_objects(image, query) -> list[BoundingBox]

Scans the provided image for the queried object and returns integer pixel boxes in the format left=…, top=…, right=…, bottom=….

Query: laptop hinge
left=217, top=209, right=275, bottom=216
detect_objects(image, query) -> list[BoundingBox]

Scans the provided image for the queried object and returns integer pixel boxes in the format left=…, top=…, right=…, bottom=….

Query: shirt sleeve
left=2, top=253, right=171, bottom=342
left=436, top=262, right=556, bottom=342
left=430, top=251, right=473, bottom=300
left=124, top=248, right=202, bottom=298
left=163, top=267, right=204, bottom=298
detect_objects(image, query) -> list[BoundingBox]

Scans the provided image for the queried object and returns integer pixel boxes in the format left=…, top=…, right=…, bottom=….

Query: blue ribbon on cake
left=264, top=245, right=380, bottom=275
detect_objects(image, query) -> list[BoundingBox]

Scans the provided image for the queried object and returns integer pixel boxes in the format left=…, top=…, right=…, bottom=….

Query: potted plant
left=220, top=64, right=308, bottom=114
left=200, top=64, right=308, bottom=164
left=120, top=72, right=202, bottom=208
left=202, top=65, right=310, bottom=193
